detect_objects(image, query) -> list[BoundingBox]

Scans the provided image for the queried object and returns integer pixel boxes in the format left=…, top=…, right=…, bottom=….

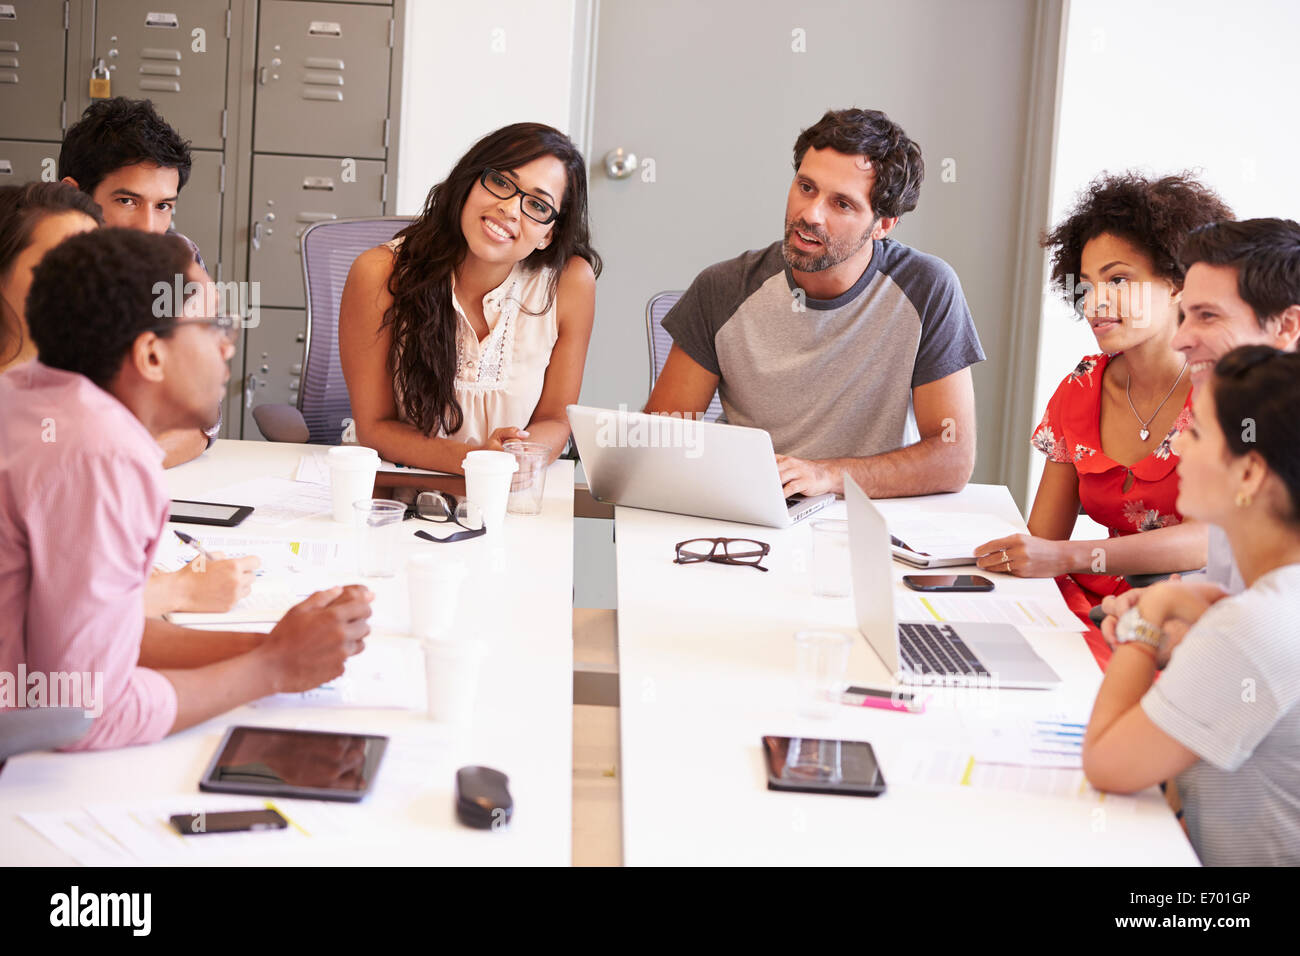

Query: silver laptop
left=845, top=476, right=1061, bottom=689
left=567, top=404, right=834, bottom=527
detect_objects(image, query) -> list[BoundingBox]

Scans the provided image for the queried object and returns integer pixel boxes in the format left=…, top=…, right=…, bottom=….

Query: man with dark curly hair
left=973, top=172, right=1233, bottom=666
left=646, top=108, right=985, bottom=499
left=59, top=97, right=218, bottom=467
left=0, top=228, right=373, bottom=751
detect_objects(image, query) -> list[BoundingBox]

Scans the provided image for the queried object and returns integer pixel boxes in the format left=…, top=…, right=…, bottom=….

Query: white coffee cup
left=407, top=554, right=468, bottom=639
left=422, top=638, right=486, bottom=724
left=327, top=445, right=380, bottom=523
left=461, top=450, right=518, bottom=534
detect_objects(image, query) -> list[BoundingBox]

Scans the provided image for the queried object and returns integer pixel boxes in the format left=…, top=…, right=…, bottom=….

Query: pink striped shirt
left=0, top=362, right=178, bottom=749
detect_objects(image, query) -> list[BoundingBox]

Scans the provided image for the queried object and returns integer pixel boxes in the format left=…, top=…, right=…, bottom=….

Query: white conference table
left=0, top=439, right=574, bottom=866
left=615, top=485, right=1200, bottom=866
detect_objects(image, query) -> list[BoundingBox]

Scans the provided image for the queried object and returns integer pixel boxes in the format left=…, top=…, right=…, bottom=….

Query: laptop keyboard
left=898, top=622, right=990, bottom=677
left=784, top=496, right=803, bottom=508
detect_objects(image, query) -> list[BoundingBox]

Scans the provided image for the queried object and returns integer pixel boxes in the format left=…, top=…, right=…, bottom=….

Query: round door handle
left=603, top=147, right=638, bottom=180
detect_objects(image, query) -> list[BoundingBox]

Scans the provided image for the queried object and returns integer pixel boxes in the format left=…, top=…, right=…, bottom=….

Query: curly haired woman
left=975, top=172, right=1233, bottom=666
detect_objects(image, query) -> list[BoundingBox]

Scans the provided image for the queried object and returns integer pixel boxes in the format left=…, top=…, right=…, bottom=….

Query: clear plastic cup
left=423, top=638, right=486, bottom=724
left=503, top=440, right=550, bottom=516
left=811, top=519, right=851, bottom=597
left=461, top=450, right=518, bottom=533
left=794, top=630, right=852, bottom=719
left=407, top=554, right=468, bottom=639
left=328, top=445, right=380, bottom=524
left=353, top=499, right=406, bottom=577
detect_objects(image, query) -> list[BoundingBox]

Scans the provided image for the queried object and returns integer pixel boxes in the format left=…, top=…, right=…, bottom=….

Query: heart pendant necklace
left=1126, top=360, right=1187, bottom=442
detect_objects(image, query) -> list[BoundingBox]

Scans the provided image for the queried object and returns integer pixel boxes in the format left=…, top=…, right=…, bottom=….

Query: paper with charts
left=159, top=533, right=349, bottom=626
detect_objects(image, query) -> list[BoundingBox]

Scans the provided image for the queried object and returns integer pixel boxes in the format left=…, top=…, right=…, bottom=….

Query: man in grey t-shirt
left=646, top=108, right=984, bottom=499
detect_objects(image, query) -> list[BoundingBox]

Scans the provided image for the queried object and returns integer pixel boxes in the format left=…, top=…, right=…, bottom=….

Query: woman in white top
left=1084, top=345, right=1300, bottom=865
left=340, top=123, right=600, bottom=473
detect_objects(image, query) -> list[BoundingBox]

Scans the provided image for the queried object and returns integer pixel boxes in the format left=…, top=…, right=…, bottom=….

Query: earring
left=1235, top=491, right=1253, bottom=508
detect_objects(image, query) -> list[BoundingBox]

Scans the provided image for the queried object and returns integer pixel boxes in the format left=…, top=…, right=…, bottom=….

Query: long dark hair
left=0, top=181, right=104, bottom=365
left=385, top=123, right=601, bottom=437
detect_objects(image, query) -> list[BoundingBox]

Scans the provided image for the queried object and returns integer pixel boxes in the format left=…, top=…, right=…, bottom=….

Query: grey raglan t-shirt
left=661, top=238, right=984, bottom=459
left=1141, top=563, right=1300, bottom=866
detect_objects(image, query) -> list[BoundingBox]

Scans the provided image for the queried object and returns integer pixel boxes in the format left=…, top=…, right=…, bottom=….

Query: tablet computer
left=199, top=726, right=388, bottom=803
left=762, top=735, right=886, bottom=797
left=170, top=499, right=254, bottom=527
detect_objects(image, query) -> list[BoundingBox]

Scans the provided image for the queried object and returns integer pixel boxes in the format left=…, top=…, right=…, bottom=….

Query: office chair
left=645, top=291, right=724, bottom=423
left=252, top=216, right=414, bottom=444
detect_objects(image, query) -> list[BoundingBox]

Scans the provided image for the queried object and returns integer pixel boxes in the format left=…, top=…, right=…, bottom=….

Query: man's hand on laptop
left=776, top=454, right=839, bottom=497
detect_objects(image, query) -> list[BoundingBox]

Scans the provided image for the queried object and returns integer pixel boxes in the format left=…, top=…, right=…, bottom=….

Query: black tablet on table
left=199, top=726, right=388, bottom=803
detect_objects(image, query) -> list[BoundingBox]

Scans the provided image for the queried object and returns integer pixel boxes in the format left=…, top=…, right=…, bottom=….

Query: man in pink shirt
left=0, top=228, right=373, bottom=750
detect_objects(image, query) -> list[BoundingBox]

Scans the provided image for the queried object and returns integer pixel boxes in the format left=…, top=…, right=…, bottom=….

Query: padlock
left=88, top=59, right=111, bottom=99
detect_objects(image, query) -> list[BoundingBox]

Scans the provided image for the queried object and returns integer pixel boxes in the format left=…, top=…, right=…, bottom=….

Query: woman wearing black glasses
left=340, top=123, right=601, bottom=474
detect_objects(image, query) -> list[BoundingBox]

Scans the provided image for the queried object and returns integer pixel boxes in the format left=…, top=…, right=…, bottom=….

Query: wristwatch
left=1115, top=606, right=1166, bottom=655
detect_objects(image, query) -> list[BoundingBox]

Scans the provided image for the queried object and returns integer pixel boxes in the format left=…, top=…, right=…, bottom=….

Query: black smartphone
left=762, top=736, right=886, bottom=797
left=169, top=808, right=288, bottom=836
left=902, top=574, right=994, bottom=592
left=169, top=499, right=254, bottom=527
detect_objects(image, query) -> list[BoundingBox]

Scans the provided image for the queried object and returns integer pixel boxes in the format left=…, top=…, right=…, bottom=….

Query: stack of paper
left=887, top=511, right=1023, bottom=562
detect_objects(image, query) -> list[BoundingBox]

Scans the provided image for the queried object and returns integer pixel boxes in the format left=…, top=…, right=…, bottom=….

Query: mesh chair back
left=300, top=217, right=412, bottom=444
left=646, top=291, right=723, bottom=422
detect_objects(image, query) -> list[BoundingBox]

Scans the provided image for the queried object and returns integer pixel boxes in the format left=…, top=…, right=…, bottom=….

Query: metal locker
left=90, top=0, right=230, bottom=151
left=0, top=139, right=62, bottom=184
left=0, top=1, right=68, bottom=142
left=240, top=306, right=306, bottom=440
left=171, top=146, right=222, bottom=276
left=254, top=0, right=391, bottom=159
left=247, top=152, right=384, bottom=308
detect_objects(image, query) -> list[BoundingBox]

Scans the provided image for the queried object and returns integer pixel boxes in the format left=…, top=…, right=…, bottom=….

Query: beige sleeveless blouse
left=385, top=237, right=558, bottom=446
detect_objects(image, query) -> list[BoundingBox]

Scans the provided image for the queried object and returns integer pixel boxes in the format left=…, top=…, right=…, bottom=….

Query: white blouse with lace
left=385, top=237, right=558, bottom=447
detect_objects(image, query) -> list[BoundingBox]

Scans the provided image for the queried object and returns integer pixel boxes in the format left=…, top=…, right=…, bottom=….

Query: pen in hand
left=174, top=529, right=217, bottom=564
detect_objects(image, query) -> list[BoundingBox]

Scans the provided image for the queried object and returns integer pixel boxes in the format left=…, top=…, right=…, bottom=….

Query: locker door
left=248, top=153, right=385, bottom=308
left=241, top=306, right=306, bottom=439
left=0, top=139, right=62, bottom=184
left=0, top=1, right=67, bottom=142
left=254, top=0, right=391, bottom=159
left=171, top=147, right=221, bottom=276
left=92, top=0, right=229, bottom=150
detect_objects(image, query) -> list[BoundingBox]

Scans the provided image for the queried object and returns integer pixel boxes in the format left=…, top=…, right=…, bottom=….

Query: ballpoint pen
left=173, top=529, right=216, bottom=563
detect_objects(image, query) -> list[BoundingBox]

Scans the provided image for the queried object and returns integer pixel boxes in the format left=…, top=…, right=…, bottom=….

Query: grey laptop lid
left=845, top=476, right=1060, bottom=689
left=567, top=404, right=831, bottom=528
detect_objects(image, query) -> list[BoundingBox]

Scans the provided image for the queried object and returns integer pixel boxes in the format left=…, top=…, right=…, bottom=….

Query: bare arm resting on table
left=516, top=255, right=597, bottom=463
left=973, top=457, right=1209, bottom=578
left=775, top=367, right=977, bottom=497
left=646, top=353, right=977, bottom=497
left=159, top=585, right=373, bottom=734
left=1082, top=582, right=1217, bottom=791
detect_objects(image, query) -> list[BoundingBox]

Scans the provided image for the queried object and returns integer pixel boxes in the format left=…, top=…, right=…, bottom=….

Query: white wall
left=396, top=1, right=578, bottom=215
left=1030, top=0, right=1300, bottom=516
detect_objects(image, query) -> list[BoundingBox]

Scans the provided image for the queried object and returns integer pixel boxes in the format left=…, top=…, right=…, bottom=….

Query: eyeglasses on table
left=673, top=537, right=771, bottom=571
left=408, top=490, right=487, bottom=543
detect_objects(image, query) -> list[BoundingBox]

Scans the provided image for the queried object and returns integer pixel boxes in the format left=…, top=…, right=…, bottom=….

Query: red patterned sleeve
left=1031, top=393, right=1071, bottom=463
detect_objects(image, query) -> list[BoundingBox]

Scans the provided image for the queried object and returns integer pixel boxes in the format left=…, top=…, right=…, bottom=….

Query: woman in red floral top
left=975, top=172, right=1233, bottom=667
